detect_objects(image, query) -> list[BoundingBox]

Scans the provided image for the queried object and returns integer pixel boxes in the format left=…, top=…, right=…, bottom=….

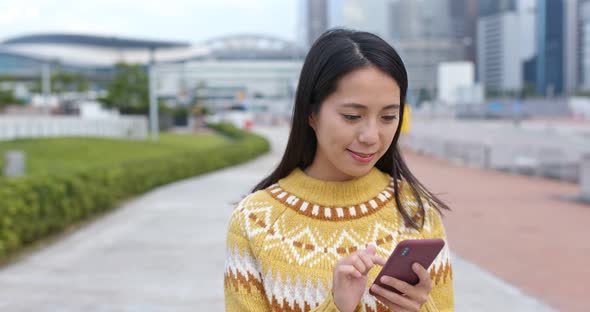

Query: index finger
left=372, top=254, right=387, bottom=267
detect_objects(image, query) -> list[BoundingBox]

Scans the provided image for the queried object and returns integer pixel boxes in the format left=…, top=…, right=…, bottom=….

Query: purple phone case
left=369, top=238, right=445, bottom=297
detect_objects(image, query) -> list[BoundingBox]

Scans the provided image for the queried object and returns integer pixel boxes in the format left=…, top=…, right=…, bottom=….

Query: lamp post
left=148, top=47, right=159, bottom=141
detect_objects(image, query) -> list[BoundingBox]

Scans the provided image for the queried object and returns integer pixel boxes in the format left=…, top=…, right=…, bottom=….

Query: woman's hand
left=369, top=261, right=433, bottom=312
left=332, top=244, right=380, bottom=312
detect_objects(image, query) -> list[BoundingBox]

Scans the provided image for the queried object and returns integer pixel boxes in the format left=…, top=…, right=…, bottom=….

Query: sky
left=0, top=0, right=298, bottom=44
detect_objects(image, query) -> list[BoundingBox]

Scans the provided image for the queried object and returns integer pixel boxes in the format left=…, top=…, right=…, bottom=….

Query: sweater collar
left=276, top=167, right=392, bottom=208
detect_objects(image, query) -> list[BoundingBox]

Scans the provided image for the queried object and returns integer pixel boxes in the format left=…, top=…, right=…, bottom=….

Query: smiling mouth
left=347, top=150, right=376, bottom=157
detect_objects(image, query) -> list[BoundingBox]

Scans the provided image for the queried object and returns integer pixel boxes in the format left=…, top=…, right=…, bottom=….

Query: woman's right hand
left=332, top=244, right=381, bottom=312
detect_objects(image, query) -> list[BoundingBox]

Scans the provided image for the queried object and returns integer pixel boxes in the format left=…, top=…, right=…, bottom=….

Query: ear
left=308, top=112, right=317, bottom=131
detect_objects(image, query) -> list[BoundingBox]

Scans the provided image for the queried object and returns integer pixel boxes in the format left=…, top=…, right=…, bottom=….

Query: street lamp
left=148, top=47, right=159, bottom=141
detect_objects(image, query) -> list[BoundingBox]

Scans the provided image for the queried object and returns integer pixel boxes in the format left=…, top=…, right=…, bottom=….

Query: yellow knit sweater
left=224, top=167, right=454, bottom=311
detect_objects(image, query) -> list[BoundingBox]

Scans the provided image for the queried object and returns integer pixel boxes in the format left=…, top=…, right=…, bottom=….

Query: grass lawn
left=0, top=132, right=228, bottom=177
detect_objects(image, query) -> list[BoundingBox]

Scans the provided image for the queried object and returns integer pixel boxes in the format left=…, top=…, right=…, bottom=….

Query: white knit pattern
left=225, top=245, right=263, bottom=284
left=263, top=269, right=330, bottom=310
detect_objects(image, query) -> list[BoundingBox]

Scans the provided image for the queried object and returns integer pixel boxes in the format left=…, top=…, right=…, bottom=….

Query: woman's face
left=307, top=65, right=401, bottom=181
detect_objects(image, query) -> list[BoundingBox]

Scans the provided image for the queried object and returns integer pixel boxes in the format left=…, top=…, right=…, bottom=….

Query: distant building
left=536, top=0, right=565, bottom=96
left=437, top=62, right=476, bottom=105
left=329, top=0, right=390, bottom=40
left=0, top=33, right=193, bottom=83
left=449, top=0, right=479, bottom=70
left=0, top=33, right=305, bottom=113
left=308, top=0, right=329, bottom=47
left=580, top=0, right=590, bottom=90
left=390, top=0, right=463, bottom=101
left=479, top=0, right=517, bottom=17
left=476, top=0, right=536, bottom=95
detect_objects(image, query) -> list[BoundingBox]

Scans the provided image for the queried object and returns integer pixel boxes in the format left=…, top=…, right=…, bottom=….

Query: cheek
left=321, top=129, right=350, bottom=152
left=380, top=125, right=398, bottom=149
left=317, top=118, right=353, bottom=149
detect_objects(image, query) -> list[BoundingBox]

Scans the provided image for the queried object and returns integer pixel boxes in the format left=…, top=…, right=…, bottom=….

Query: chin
left=338, top=164, right=373, bottom=178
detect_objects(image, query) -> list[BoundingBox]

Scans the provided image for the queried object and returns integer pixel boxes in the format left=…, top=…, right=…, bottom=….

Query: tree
left=0, top=75, right=21, bottom=109
left=0, top=89, right=17, bottom=109
left=191, top=103, right=211, bottom=129
left=51, top=71, right=89, bottom=93
left=0, top=74, right=15, bottom=82
left=27, top=71, right=89, bottom=94
left=101, top=63, right=149, bottom=114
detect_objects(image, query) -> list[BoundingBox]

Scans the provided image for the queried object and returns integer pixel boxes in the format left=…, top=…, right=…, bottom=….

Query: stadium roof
left=2, top=33, right=190, bottom=49
left=0, top=33, right=304, bottom=70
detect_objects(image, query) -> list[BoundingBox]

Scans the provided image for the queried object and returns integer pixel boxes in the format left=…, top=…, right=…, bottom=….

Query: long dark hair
left=252, top=28, right=449, bottom=229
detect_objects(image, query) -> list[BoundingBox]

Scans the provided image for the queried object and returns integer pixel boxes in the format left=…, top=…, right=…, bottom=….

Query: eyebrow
left=341, top=103, right=400, bottom=110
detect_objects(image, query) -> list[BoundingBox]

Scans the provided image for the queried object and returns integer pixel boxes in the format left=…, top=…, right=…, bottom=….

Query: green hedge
left=0, top=124, right=270, bottom=259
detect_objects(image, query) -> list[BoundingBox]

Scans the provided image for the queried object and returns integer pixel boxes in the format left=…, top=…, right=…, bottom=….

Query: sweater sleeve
left=420, top=204, right=455, bottom=312
left=224, top=202, right=271, bottom=311
left=310, top=290, right=369, bottom=312
left=309, top=290, right=344, bottom=311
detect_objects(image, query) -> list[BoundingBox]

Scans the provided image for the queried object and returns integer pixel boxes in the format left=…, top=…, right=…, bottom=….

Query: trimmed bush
left=0, top=124, right=269, bottom=259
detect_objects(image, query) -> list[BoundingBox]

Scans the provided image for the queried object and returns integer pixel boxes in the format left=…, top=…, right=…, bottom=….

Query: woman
left=224, top=29, right=453, bottom=312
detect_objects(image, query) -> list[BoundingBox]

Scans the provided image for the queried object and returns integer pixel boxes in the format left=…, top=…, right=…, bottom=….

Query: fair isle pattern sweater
left=224, top=167, right=454, bottom=311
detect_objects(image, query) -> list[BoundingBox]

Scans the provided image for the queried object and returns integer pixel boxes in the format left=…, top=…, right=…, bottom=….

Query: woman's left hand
left=369, top=260, right=433, bottom=312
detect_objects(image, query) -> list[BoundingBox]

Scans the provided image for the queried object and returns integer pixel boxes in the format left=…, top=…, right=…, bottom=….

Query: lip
left=347, top=149, right=376, bottom=163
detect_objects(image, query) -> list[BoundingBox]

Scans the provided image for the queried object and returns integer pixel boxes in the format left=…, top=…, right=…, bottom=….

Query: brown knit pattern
left=224, top=270, right=265, bottom=295
left=265, top=180, right=397, bottom=221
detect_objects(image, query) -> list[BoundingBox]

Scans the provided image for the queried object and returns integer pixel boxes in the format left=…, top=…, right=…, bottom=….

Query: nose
left=358, top=121, right=379, bottom=145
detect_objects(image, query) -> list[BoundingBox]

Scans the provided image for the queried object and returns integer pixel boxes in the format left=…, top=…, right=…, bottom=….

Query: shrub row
left=0, top=124, right=269, bottom=259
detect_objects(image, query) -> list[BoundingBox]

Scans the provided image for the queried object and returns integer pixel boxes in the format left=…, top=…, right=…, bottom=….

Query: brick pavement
left=403, top=149, right=589, bottom=312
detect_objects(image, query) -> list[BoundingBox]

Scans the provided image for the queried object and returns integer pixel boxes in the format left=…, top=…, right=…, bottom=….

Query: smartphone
left=369, top=238, right=445, bottom=296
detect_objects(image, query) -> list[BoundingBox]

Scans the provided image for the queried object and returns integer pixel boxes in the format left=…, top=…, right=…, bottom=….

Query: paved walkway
left=404, top=148, right=588, bottom=312
left=0, top=126, right=558, bottom=311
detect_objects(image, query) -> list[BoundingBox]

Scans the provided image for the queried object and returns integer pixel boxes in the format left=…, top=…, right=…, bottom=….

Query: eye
left=382, top=115, right=397, bottom=121
left=341, top=114, right=361, bottom=121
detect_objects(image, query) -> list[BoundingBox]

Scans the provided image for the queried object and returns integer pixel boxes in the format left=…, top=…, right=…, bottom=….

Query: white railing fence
left=0, top=116, right=148, bottom=141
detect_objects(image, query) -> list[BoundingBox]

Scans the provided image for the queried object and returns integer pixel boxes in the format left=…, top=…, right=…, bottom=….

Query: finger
left=364, top=244, right=377, bottom=255
left=379, top=276, right=425, bottom=303
left=357, top=252, right=375, bottom=274
left=373, top=294, right=406, bottom=312
left=336, top=264, right=362, bottom=279
left=413, top=263, right=433, bottom=292
left=370, top=284, right=421, bottom=311
left=372, top=254, right=387, bottom=267
left=350, top=254, right=367, bottom=274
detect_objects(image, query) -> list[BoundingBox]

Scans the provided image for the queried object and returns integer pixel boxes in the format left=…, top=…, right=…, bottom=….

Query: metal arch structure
left=198, top=34, right=305, bottom=60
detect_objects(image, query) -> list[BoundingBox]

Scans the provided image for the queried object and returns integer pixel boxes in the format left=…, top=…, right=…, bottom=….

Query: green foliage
left=173, top=106, right=189, bottom=119
left=102, top=63, right=149, bottom=114
left=0, top=125, right=270, bottom=260
left=191, top=104, right=211, bottom=117
left=0, top=89, right=17, bottom=108
left=51, top=71, right=89, bottom=93
left=575, top=91, right=590, bottom=97
left=0, top=75, right=15, bottom=82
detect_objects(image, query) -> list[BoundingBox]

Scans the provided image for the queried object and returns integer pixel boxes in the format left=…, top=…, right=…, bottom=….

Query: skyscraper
left=579, top=0, right=590, bottom=90
left=389, top=0, right=463, bottom=101
left=479, top=0, right=517, bottom=17
left=477, top=10, right=523, bottom=92
left=449, top=0, right=479, bottom=74
left=564, top=0, right=580, bottom=93
left=328, top=0, right=391, bottom=40
left=306, top=0, right=329, bottom=48
left=536, top=0, right=564, bottom=95
left=476, top=0, right=538, bottom=94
